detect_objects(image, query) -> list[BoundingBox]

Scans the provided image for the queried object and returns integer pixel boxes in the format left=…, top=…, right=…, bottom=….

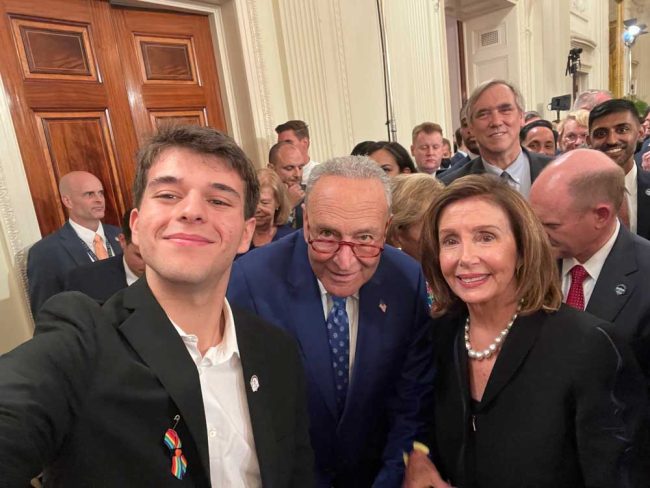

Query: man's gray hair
left=465, top=79, right=526, bottom=122
left=306, top=155, right=392, bottom=209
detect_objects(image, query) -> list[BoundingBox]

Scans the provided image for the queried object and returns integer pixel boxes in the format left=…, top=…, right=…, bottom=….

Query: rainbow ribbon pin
left=163, top=415, right=188, bottom=480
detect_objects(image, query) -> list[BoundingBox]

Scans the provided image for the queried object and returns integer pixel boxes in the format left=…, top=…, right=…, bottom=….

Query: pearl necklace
left=464, top=310, right=519, bottom=361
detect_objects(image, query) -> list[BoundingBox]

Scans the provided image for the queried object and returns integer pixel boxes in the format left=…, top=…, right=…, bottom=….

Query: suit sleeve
left=0, top=293, right=101, bottom=484
left=27, top=244, right=65, bottom=317
left=373, top=272, right=435, bottom=488
left=573, top=326, right=648, bottom=487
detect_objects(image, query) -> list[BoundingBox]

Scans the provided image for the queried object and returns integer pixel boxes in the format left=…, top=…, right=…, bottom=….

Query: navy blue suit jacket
left=440, top=147, right=552, bottom=187
left=27, top=221, right=122, bottom=316
left=587, top=226, right=650, bottom=393
left=227, top=232, right=434, bottom=488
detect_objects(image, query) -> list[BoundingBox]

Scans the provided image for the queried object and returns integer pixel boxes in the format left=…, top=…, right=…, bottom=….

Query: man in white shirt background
left=26, top=170, right=122, bottom=316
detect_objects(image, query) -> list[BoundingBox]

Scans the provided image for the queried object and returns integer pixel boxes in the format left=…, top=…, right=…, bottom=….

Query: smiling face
left=469, top=84, right=524, bottom=165
left=255, top=186, right=278, bottom=228
left=131, top=147, right=255, bottom=291
left=438, top=196, right=519, bottom=309
left=589, top=110, right=643, bottom=173
left=303, top=175, right=388, bottom=297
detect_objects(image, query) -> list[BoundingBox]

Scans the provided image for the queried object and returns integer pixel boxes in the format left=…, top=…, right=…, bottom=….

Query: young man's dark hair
left=589, top=99, right=641, bottom=129
left=274, top=120, right=310, bottom=140
left=133, top=125, right=259, bottom=219
left=520, top=119, right=558, bottom=145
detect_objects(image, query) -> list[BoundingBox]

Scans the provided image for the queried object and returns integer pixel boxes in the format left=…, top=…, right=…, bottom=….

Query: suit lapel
left=234, top=310, right=277, bottom=487
left=117, top=279, right=211, bottom=484
left=287, top=237, right=338, bottom=419
left=587, top=228, right=637, bottom=323
left=339, top=268, right=388, bottom=427
left=59, top=222, right=93, bottom=266
left=478, top=312, right=543, bottom=409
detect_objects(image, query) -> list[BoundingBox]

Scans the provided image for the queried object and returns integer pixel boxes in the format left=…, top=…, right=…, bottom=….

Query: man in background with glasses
left=228, top=156, right=434, bottom=488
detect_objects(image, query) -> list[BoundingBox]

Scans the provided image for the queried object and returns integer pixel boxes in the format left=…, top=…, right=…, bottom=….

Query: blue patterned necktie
left=326, top=296, right=350, bottom=415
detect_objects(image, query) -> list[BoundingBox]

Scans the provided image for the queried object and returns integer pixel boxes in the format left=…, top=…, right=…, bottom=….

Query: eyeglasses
left=563, top=133, right=588, bottom=143
left=308, top=238, right=384, bottom=258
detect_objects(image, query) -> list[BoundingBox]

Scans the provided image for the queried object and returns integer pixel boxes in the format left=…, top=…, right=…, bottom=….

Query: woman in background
left=387, top=173, right=442, bottom=262
left=245, top=168, right=294, bottom=254
left=367, top=141, right=417, bottom=177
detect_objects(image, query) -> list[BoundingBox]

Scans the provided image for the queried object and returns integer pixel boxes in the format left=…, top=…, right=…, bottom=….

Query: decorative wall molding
left=330, top=0, right=354, bottom=152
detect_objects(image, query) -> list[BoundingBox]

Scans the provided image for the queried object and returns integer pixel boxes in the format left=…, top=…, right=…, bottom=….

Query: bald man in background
left=27, top=171, right=122, bottom=316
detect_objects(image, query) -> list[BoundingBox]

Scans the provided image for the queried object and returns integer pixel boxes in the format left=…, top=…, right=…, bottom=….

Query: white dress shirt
left=318, top=280, right=359, bottom=377
left=625, top=163, right=638, bottom=234
left=483, top=150, right=532, bottom=198
left=69, top=218, right=108, bottom=261
left=171, top=299, right=261, bottom=488
left=302, top=159, right=318, bottom=186
left=561, top=220, right=620, bottom=307
left=123, top=258, right=139, bottom=285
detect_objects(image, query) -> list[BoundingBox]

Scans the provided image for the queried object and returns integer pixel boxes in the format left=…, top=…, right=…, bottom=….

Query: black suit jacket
left=27, top=221, right=122, bottom=316
left=448, top=151, right=472, bottom=170
left=0, top=280, right=314, bottom=487
left=636, top=169, right=650, bottom=240
left=64, top=254, right=129, bottom=302
left=430, top=306, right=647, bottom=488
left=439, top=148, right=552, bottom=187
left=587, top=227, right=650, bottom=390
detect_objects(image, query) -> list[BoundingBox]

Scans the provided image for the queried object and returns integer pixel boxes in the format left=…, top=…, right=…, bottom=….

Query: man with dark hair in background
left=275, top=119, right=318, bottom=185
left=589, top=99, right=650, bottom=240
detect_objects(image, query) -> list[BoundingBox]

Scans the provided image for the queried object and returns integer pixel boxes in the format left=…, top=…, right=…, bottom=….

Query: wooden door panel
left=150, top=109, right=207, bottom=129
left=0, top=0, right=139, bottom=236
left=113, top=6, right=226, bottom=143
left=35, top=111, right=124, bottom=227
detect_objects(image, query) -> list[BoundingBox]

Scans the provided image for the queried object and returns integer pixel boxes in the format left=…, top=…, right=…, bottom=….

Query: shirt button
left=209, top=429, right=217, bottom=438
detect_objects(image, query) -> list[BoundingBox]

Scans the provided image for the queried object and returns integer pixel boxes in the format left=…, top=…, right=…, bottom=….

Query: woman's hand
left=402, top=449, right=453, bottom=488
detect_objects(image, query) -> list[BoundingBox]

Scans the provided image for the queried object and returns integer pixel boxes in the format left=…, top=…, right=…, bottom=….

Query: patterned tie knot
left=570, top=264, right=589, bottom=285
left=332, top=296, right=346, bottom=309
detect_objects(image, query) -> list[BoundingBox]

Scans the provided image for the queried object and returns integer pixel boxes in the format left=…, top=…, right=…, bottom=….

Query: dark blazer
left=430, top=306, right=647, bottom=488
left=439, top=147, right=552, bottom=187
left=227, top=232, right=434, bottom=488
left=636, top=168, right=650, bottom=240
left=64, top=254, right=129, bottom=302
left=27, top=221, right=122, bottom=316
left=448, top=151, right=472, bottom=170
left=586, top=226, right=650, bottom=389
left=634, top=138, right=650, bottom=166
left=0, top=280, right=314, bottom=487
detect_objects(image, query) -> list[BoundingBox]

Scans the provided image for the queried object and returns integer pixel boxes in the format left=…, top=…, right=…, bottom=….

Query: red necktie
left=566, top=265, right=589, bottom=310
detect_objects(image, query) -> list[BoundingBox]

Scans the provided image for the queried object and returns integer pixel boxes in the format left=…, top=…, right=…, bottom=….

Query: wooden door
left=0, top=0, right=226, bottom=237
left=112, top=6, right=226, bottom=144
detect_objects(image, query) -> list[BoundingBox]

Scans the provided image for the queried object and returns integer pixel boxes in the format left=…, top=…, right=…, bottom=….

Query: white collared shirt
left=302, top=159, right=318, bottom=186
left=122, top=257, right=139, bottom=286
left=69, top=219, right=108, bottom=261
left=317, top=280, right=359, bottom=377
left=171, top=299, right=261, bottom=488
left=625, top=163, right=638, bottom=234
left=483, top=149, right=532, bottom=198
left=561, top=220, right=620, bottom=307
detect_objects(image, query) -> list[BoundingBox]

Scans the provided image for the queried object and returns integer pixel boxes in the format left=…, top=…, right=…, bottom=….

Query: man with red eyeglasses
left=228, top=155, right=434, bottom=488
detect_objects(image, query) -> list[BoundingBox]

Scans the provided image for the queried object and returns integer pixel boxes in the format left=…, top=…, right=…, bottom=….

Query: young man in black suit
left=0, top=125, right=314, bottom=487
left=440, top=79, right=552, bottom=197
